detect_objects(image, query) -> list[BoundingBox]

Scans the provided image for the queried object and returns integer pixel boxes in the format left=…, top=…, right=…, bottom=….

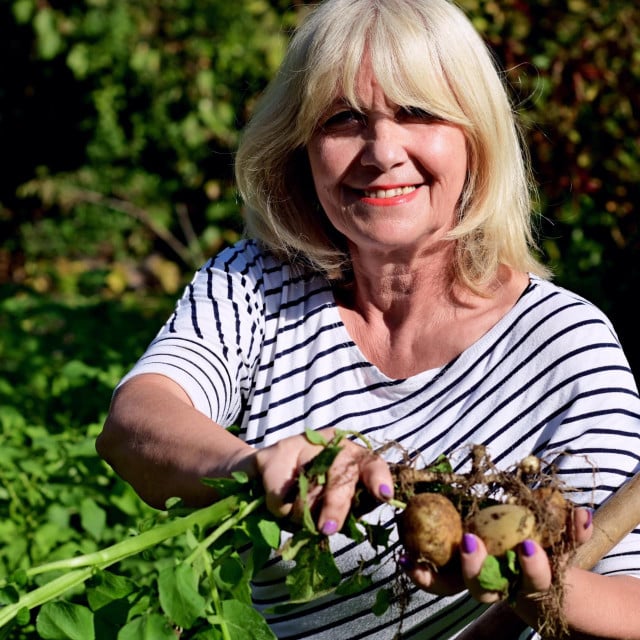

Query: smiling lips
left=360, top=184, right=419, bottom=205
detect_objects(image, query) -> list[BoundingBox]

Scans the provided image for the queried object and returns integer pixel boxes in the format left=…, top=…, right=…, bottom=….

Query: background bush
left=0, top=0, right=638, bottom=636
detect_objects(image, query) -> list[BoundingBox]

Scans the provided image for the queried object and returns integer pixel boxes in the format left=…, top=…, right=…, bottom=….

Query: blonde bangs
left=296, top=0, right=472, bottom=141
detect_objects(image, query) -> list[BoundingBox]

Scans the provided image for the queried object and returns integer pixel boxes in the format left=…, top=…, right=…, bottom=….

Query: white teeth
left=363, top=185, right=416, bottom=198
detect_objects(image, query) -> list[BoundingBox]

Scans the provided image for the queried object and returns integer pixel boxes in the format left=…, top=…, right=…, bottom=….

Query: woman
left=97, top=0, right=640, bottom=637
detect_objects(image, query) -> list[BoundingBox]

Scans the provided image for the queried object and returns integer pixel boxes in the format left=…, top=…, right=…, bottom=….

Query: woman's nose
left=360, top=117, right=407, bottom=171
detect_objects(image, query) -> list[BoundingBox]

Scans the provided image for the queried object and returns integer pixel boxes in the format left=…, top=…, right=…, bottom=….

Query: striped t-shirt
left=122, top=239, right=640, bottom=639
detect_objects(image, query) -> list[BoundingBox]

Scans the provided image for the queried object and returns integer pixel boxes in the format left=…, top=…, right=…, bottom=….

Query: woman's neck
left=335, top=263, right=528, bottom=379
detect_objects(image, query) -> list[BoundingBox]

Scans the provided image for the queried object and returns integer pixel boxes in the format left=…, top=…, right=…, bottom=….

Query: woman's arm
left=96, top=373, right=257, bottom=509
left=514, top=541, right=640, bottom=639
left=97, top=372, right=394, bottom=526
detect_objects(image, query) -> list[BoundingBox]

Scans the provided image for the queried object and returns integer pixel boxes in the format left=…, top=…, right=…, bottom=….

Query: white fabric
left=122, top=239, right=640, bottom=639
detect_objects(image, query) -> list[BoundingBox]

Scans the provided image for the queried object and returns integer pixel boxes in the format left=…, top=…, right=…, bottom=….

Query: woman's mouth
left=363, top=185, right=417, bottom=199
left=357, top=184, right=421, bottom=206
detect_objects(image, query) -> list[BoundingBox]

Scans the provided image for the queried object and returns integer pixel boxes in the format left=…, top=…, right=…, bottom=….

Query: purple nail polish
left=584, top=508, right=593, bottom=529
left=462, top=533, right=477, bottom=554
left=379, top=483, right=393, bottom=499
left=398, top=553, right=411, bottom=568
left=321, top=520, right=338, bottom=536
left=521, top=539, right=536, bottom=557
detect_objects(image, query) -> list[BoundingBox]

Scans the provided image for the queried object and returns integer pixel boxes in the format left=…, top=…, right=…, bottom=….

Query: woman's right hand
left=254, top=429, right=394, bottom=535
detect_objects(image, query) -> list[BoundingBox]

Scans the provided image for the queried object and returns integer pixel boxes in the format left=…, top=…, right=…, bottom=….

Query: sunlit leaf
left=158, top=564, right=206, bottom=629
left=36, top=602, right=95, bottom=640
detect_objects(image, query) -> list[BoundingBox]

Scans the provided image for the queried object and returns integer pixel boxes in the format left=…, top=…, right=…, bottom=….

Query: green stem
left=208, top=571, right=232, bottom=640
left=0, top=495, right=245, bottom=629
left=185, top=497, right=264, bottom=565
left=0, top=568, right=94, bottom=628
left=24, top=497, right=239, bottom=579
left=387, top=498, right=407, bottom=510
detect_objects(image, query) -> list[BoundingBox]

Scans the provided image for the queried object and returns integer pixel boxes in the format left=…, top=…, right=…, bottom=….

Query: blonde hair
left=235, top=0, right=551, bottom=287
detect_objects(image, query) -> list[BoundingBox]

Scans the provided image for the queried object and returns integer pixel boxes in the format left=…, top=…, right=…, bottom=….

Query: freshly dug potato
left=398, top=493, right=463, bottom=567
left=532, top=487, right=569, bottom=547
left=470, top=504, right=536, bottom=556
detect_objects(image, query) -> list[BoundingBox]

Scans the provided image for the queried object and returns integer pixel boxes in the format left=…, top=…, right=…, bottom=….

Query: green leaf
left=158, top=564, right=207, bottom=629
left=296, top=473, right=317, bottom=534
left=477, top=555, right=511, bottom=597
left=80, top=497, right=107, bottom=541
left=117, top=614, right=177, bottom=640
left=220, top=600, right=277, bottom=640
left=364, top=522, right=392, bottom=550
left=304, top=429, right=328, bottom=446
left=341, top=513, right=365, bottom=543
left=279, top=529, right=313, bottom=561
left=335, top=572, right=373, bottom=597
left=372, top=588, right=393, bottom=616
left=305, top=445, right=343, bottom=483
left=257, top=518, right=281, bottom=549
left=425, top=454, right=453, bottom=474
left=36, top=601, right=95, bottom=640
left=285, top=540, right=341, bottom=603
left=505, top=548, right=518, bottom=574
left=230, top=470, right=250, bottom=484
left=201, top=476, right=252, bottom=498
left=15, top=607, right=30, bottom=626
left=33, top=7, right=63, bottom=60
left=86, top=570, right=135, bottom=610
left=214, top=556, right=244, bottom=592
left=0, top=585, right=20, bottom=605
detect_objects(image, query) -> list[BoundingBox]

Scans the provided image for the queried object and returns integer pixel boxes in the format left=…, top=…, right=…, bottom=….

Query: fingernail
left=379, top=483, right=393, bottom=499
left=521, top=539, right=536, bottom=557
left=584, top=508, right=593, bottom=529
left=320, top=519, right=338, bottom=536
left=462, top=533, right=477, bottom=554
left=398, top=553, right=412, bottom=569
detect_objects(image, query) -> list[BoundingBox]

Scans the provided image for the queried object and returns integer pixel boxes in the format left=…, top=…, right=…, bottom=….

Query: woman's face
left=307, top=61, right=468, bottom=261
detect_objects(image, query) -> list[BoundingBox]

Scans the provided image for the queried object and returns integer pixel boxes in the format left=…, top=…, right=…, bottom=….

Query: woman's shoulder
left=202, top=238, right=331, bottom=299
left=524, top=274, right=619, bottom=340
left=207, top=238, right=279, bottom=272
left=527, top=275, right=609, bottom=313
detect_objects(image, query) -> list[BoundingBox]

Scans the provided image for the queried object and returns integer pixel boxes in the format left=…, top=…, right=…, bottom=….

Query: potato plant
left=0, top=431, right=577, bottom=639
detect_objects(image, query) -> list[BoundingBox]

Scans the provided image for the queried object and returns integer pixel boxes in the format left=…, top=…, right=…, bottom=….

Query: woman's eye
left=321, top=109, right=365, bottom=130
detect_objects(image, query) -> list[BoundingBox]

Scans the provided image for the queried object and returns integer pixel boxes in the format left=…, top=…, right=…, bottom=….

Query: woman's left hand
left=403, top=506, right=594, bottom=601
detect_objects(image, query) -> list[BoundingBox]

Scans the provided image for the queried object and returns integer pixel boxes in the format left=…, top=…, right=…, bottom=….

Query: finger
left=573, top=506, right=593, bottom=544
left=359, top=449, right=395, bottom=502
left=400, top=554, right=465, bottom=595
left=258, top=457, right=297, bottom=518
left=317, top=443, right=392, bottom=534
left=400, top=557, right=438, bottom=590
left=460, top=533, right=503, bottom=604
left=317, top=446, right=362, bottom=534
left=255, top=439, right=323, bottom=519
left=517, top=539, right=552, bottom=593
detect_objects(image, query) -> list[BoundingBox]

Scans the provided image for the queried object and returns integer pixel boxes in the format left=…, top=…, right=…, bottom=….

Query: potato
left=398, top=493, right=463, bottom=567
left=532, top=487, right=569, bottom=547
left=470, top=504, right=536, bottom=556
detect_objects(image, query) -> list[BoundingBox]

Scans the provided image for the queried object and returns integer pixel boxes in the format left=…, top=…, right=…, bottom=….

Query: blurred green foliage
left=0, top=1, right=637, bottom=636
left=1, top=0, right=299, bottom=297
left=2, top=1, right=638, bottom=371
